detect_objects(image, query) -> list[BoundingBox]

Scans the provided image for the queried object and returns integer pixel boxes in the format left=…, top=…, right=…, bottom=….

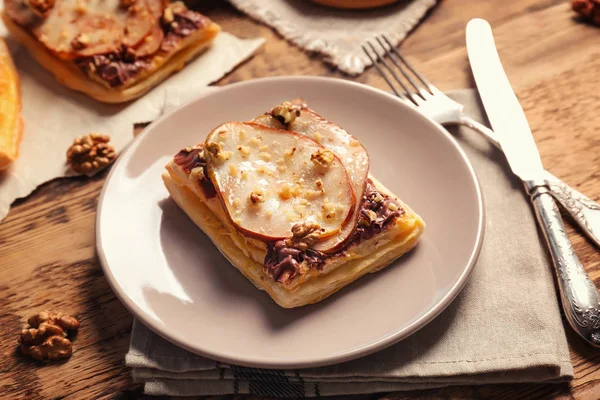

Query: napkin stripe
left=231, top=366, right=306, bottom=396
left=249, top=380, right=305, bottom=397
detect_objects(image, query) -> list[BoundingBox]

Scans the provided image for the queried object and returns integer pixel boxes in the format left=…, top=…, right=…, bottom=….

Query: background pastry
left=0, top=38, right=22, bottom=170
left=1, top=0, right=220, bottom=103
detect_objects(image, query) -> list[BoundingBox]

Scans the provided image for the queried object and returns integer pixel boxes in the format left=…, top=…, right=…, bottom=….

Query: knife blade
left=465, top=18, right=544, bottom=182
left=465, top=17, right=600, bottom=349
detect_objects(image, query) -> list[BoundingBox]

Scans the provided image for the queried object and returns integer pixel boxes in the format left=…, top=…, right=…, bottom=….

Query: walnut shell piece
left=573, top=0, right=600, bottom=25
left=66, top=133, right=116, bottom=174
left=18, top=311, right=80, bottom=361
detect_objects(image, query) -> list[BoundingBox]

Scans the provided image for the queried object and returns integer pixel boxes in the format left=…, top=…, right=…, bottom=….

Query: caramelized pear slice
left=131, top=22, right=163, bottom=57
left=205, top=122, right=356, bottom=243
left=258, top=103, right=370, bottom=253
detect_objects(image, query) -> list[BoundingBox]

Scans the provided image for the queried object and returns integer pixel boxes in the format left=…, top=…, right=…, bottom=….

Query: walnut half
left=286, top=222, right=324, bottom=251
left=18, top=311, right=80, bottom=361
left=66, top=133, right=116, bottom=174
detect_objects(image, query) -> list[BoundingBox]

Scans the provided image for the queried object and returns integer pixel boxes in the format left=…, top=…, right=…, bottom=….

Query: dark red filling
left=76, top=53, right=150, bottom=88
left=173, top=147, right=216, bottom=199
left=161, top=10, right=208, bottom=52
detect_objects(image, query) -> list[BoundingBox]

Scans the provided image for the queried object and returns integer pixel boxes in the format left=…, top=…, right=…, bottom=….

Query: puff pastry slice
left=162, top=102, right=425, bottom=308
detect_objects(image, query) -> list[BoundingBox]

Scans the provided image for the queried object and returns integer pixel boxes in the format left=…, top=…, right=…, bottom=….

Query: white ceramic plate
left=97, top=76, right=484, bottom=369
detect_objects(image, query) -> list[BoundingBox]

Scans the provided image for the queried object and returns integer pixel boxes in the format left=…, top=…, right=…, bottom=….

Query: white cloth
left=125, top=89, right=573, bottom=397
left=0, top=4, right=264, bottom=221
left=228, top=0, right=438, bottom=75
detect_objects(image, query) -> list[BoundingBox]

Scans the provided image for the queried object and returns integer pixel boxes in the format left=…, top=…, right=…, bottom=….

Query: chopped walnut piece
left=71, top=33, right=90, bottom=50
left=248, top=136, right=262, bottom=147
left=279, top=183, right=293, bottom=200
left=66, top=133, right=116, bottom=174
left=573, top=0, right=600, bottom=25
left=18, top=311, right=80, bottom=361
left=249, top=191, right=264, bottom=205
left=271, top=101, right=302, bottom=124
left=237, top=145, right=251, bottom=156
left=304, top=189, right=324, bottom=200
left=322, top=201, right=337, bottom=219
left=206, top=142, right=232, bottom=162
left=358, top=209, right=378, bottom=227
left=163, top=6, right=174, bottom=23
left=310, top=148, right=335, bottom=168
left=284, top=147, right=296, bottom=158
left=228, top=164, right=239, bottom=178
left=26, top=0, right=55, bottom=16
left=189, top=166, right=205, bottom=181
left=259, top=152, right=272, bottom=161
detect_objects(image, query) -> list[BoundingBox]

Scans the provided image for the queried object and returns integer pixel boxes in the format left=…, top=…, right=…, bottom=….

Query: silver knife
left=466, top=18, right=600, bottom=347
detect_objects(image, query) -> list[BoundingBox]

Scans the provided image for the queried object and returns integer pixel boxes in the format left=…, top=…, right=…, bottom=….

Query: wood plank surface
left=1, top=0, right=600, bottom=398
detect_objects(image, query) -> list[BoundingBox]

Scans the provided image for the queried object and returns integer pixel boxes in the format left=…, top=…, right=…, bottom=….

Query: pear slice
left=205, top=122, right=356, bottom=243
left=257, top=103, right=370, bottom=253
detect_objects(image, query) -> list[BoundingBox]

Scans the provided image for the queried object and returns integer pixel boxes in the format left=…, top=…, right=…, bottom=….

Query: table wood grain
left=1, top=0, right=600, bottom=398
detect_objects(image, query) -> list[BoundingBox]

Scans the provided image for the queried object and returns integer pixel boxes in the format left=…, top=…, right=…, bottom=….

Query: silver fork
left=363, top=35, right=600, bottom=249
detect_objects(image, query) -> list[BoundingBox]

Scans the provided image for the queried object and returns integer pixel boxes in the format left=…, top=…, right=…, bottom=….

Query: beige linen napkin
left=125, top=89, right=573, bottom=397
left=228, top=0, right=438, bottom=75
left=0, top=2, right=264, bottom=222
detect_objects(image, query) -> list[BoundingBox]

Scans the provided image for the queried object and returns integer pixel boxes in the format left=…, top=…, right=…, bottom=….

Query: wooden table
left=2, top=0, right=600, bottom=398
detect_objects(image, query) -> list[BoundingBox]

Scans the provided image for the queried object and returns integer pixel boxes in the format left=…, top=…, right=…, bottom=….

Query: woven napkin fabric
left=228, top=0, right=438, bottom=75
left=125, top=89, right=573, bottom=397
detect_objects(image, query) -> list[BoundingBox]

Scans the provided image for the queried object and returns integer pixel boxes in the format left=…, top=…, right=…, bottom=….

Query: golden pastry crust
left=0, top=37, right=22, bottom=170
left=1, top=11, right=220, bottom=103
left=162, top=159, right=425, bottom=308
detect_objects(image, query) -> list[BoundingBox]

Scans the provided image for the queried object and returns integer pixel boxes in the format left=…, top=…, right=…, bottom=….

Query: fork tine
left=371, top=38, right=421, bottom=105
left=362, top=45, right=403, bottom=99
left=365, top=42, right=418, bottom=106
left=375, top=36, right=424, bottom=100
left=382, top=35, right=433, bottom=95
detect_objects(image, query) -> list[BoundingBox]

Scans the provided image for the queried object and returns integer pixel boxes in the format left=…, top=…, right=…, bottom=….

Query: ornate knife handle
left=461, top=115, right=600, bottom=249
left=526, top=181, right=600, bottom=347
left=545, top=176, right=600, bottom=248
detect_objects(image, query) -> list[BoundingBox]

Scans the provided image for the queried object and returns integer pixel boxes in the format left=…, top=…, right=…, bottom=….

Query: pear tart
left=1, top=0, right=220, bottom=103
left=162, top=102, right=425, bottom=308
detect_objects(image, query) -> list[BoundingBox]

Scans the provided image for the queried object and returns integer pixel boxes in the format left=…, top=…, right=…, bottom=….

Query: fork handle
left=527, top=181, right=600, bottom=347
left=459, top=115, right=600, bottom=249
